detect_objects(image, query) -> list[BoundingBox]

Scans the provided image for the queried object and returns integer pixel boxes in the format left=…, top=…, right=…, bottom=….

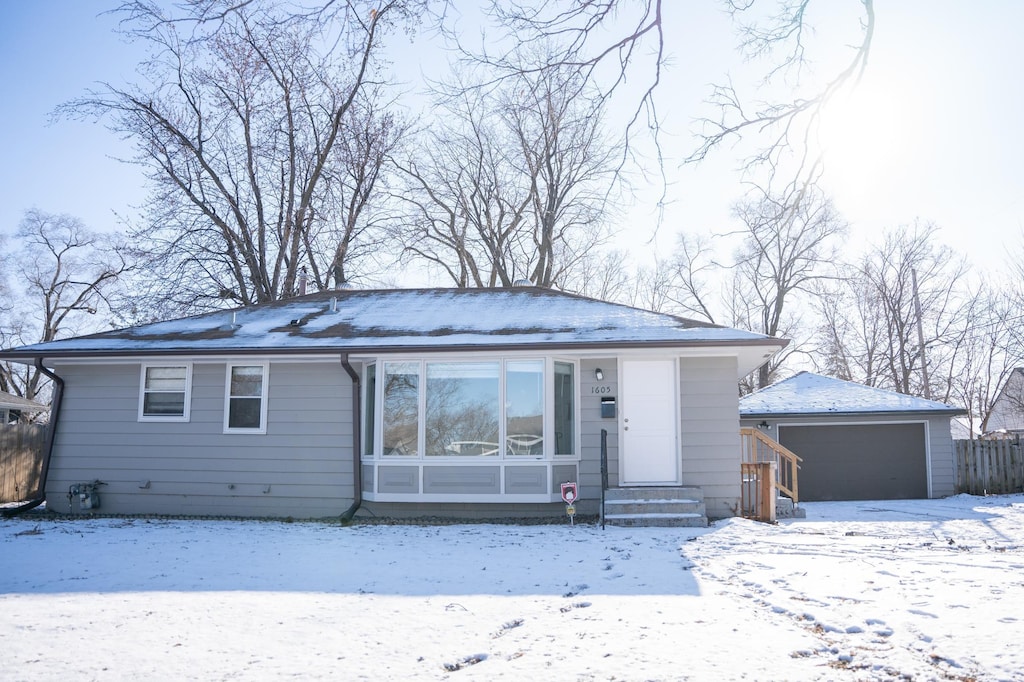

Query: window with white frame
left=376, top=358, right=576, bottom=459
left=426, top=362, right=500, bottom=456
left=505, top=360, right=544, bottom=456
left=224, top=363, right=268, bottom=433
left=139, top=364, right=192, bottom=421
left=382, top=361, right=419, bottom=456
left=362, top=363, right=376, bottom=458
left=553, top=361, right=575, bottom=455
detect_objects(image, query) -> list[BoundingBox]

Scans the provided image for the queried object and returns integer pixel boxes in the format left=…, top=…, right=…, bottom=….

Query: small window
left=554, top=361, right=576, bottom=455
left=224, top=363, right=268, bottom=433
left=363, top=363, right=376, bottom=457
left=139, top=364, right=191, bottom=421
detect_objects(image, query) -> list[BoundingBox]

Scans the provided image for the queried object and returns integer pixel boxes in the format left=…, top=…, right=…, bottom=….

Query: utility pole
left=911, top=268, right=931, bottom=398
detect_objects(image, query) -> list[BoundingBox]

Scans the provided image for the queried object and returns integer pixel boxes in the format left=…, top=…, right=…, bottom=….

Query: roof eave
left=1, top=337, right=787, bottom=363
left=740, top=408, right=968, bottom=419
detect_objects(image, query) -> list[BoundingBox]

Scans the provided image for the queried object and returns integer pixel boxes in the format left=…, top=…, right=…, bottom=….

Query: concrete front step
left=603, top=487, right=708, bottom=527
left=604, top=512, right=708, bottom=528
left=777, top=496, right=807, bottom=519
left=604, top=486, right=704, bottom=501
left=604, top=498, right=704, bottom=515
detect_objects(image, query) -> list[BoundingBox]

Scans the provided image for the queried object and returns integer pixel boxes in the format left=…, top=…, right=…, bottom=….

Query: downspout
left=1, top=358, right=63, bottom=517
left=338, top=354, right=362, bottom=523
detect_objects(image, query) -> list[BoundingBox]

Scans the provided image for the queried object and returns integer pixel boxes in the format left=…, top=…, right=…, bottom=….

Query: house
left=0, top=391, right=47, bottom=424
left=0, top=287, right=787, bottom=522
left=739, top=372, right=966, bottom=501
left=949, top=416, right=981, bottom=441
left=985, top=368, right=1024, bottom=436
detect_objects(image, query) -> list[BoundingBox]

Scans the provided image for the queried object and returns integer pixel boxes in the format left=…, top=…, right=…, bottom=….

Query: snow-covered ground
left=3, top=494, right=1023, bottom=681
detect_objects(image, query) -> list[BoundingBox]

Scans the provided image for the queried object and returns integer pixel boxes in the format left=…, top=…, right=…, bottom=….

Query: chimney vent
left=298, top=266, right=308, bottom=296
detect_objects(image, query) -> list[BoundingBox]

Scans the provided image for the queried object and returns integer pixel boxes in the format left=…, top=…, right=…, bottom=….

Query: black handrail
left=600, top=428, right=608, bottom=530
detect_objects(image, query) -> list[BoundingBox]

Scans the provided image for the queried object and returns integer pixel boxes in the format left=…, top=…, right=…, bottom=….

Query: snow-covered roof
left=0, top=391, right=47, bottom=412
left=740, top=371, right=965, bottom=417
left=1, top=287, right=786, bottom=360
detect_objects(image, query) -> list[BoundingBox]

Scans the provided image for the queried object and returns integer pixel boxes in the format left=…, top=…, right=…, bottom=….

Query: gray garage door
left=778, top=423, right=927, bottom=501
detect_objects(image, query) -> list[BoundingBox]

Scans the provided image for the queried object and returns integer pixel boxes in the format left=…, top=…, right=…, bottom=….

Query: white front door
left=620, top=359, right=680, bottom=485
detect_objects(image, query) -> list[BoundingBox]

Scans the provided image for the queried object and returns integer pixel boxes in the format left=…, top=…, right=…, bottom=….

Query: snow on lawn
left=3, top=495, right=1024, bottom=681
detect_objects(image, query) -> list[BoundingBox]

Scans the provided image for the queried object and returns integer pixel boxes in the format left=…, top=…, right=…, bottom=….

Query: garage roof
left=740, top=372, right=966, bottom=418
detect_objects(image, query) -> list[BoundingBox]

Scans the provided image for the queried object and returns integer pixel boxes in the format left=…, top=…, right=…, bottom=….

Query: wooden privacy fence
left=0, top=424, right=46, bottom=503
left=955, top=437, right=1024, bottom=495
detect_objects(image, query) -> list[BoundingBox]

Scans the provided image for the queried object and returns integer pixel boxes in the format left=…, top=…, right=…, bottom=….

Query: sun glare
left=815, top=71, right=930, bottom=201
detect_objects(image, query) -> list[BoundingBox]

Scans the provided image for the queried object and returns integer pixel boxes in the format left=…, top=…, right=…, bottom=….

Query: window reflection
left=383, top=362, right=419, bottom=456
left=363, top=364, right=376, bottom=457
left=426, top=362, right=500, bottom=456
left=506, top=360, right=544, bottom=456
left=377, top=359, right=576, bottom=459
left=554, top=361, right=575, bottom=455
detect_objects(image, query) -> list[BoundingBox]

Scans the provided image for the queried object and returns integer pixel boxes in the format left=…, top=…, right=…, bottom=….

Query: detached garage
left=740, top=372, right=966, bottom=501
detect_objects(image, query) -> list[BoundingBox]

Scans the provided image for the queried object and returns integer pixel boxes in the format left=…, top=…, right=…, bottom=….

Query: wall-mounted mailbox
left=600, top=396, right=616, bottom=419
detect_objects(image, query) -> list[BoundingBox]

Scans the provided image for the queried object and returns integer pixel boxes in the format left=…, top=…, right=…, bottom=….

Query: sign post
left=560, top=482, right=578, bottom=525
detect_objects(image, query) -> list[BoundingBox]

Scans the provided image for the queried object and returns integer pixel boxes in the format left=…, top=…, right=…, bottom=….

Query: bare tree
left=814, top=223, right=969, bottom=397
left=473, top=1, right=875, bottom=196
left=394, top=79, right=532, bottom=287
left=63, top=0, right=425, bottom=312
left=395, top=61, right=619, bottom=288
left=815, top=270, right=885, bottom=385
left=0, top=211, right=133, bottom=409
left=627, top=258, right=676, bottom=314
left=728, top=185, right=846, bottom=389
left=942, top=285, right=1019, bottom=434
left=559, top=248, right=634, bottom=303
left=662, top=233, right=719, bottom=324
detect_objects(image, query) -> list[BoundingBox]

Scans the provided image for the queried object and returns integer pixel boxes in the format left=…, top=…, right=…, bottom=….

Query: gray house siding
left=987, top=369, right=1024, bottom=433
left=580, top=358, right=617, bottom=511
left=47, top=361, right=354, bottom=518
left=926, top=415, right=956, bottom=497
left=680, top=357, right=742, bottom=520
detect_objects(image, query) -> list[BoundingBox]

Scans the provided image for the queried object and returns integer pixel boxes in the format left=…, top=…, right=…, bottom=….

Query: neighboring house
left=0, top=391, right=47, bottom=424
left=949, top=416, right=981, bottom=441
left=0, top=287, right=786, bottom=521
left=986, top=368, right=1024, bottom=436
left=740, top=372, right=966, bottom=502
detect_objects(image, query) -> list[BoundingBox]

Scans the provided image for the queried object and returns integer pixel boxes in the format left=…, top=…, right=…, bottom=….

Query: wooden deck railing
left=740, top=427, right=801, bottom=504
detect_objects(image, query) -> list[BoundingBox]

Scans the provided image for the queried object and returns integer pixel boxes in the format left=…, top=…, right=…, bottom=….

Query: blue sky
left=1, top=2, right=146, bottom=235
left=1, top=1, right=1022, bottom=270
